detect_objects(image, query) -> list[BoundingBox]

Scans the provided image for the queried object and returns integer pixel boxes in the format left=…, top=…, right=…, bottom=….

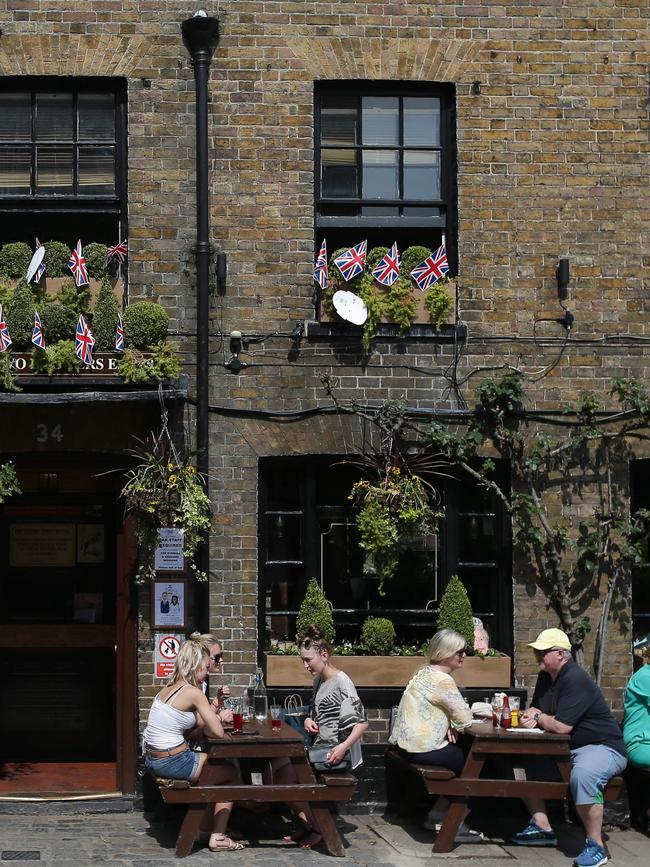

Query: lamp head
left=181, top=13, right=220, bottom=60
left=556, top=258, right=570, bottom=302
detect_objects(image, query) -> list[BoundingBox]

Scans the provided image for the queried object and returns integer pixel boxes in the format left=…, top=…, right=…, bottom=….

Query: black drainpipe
left=182, top=13, right=220, bottom=618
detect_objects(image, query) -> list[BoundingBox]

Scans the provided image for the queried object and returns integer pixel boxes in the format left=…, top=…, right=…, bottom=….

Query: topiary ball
left=0, top=242, right=33, bottom=279
left=44, top=241, right=73, bottom=277
left=360, top=616, right=396, bottom=655
left=40, top=303, right=78, bottom=344
left=401, top=245, right=432, bottom=276
left=84, top=243, right=109, bottom=279
left=123, top=301, right=169, bottom=350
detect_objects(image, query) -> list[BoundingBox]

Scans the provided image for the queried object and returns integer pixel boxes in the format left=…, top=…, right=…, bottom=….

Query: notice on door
left=154, top=633, right=185, bottom=679
left=10, top=523, right=76, bottom=567
left=154, top=527, right=185, bottom=572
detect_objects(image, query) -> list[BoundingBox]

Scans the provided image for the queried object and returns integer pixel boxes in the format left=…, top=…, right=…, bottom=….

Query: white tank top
left=143, top=684, right=197, bottom=750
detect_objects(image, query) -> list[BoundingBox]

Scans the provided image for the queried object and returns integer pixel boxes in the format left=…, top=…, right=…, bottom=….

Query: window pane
left=78, top=93, right=115, bottom=142
left=321, top=147, right=357, bottom=198
left=0, top=94, right=31, bottom=141
left=362, top=149, right=398, bottom=199
left=362, top=96, right=398, bottom=146
left=78, top=146, right=115, bottom=195
left=361, top=205, right=399, bottom=216
left=403, top=150, right=440, bottom=200
left=0, top=146, right=31, bottom=193
left=321, top=97, right=356, bottom=146
left=36, top=93, right=73, bottom=141
left=404, top=97, right=440, bottom=146
left=36, top=145, right=73, bottom=194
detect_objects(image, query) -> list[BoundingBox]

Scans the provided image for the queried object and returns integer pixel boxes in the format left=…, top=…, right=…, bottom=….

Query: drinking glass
left=270, top=704, right=282, bottom=732
left=491, top=694, right=503, bottom=728
left=232, top=698, right=244, bottom=733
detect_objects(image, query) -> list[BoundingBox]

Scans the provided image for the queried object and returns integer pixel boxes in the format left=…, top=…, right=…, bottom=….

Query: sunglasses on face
left=210, top=653, right=223, bottom=664
left=534, top=647, right=560, bottom=658
left=455, top=648, right=467, bottom=657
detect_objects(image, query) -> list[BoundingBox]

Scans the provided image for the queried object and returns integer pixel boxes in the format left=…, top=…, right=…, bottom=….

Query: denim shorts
left=144, top=745, right=201, bottom=781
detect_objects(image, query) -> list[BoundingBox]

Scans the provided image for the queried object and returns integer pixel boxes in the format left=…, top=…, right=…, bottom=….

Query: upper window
left=315, top=82, right=457, bottom=264
left=0, top=78, right=126, bottom=244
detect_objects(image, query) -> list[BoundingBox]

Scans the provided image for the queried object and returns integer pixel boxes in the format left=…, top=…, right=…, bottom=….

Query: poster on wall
left=154, top=632, right=185, bottom=679
left=9, top=523, right=76, bottom=567
left=77, top=524, right=105, bottom=563
left=152, top=578, right=187, bottom=629
left=154, top=527, right=185, bottom=572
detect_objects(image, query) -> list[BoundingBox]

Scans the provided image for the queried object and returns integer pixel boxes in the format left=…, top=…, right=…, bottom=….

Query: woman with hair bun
left=142, top=637, right=244, bottom=852
left=271, top=624, right=368, bottom=850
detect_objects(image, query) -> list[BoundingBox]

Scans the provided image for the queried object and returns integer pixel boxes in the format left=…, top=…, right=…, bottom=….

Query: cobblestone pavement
left=0, top=805, right=648, bottom=867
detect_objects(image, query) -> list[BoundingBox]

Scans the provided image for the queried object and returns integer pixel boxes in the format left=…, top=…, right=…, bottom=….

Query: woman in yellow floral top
left=389, top=628, right=483, bottom=841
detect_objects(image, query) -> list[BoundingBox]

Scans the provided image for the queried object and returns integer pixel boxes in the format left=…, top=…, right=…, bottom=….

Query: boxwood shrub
left=123, top=301, right=169, bottom=350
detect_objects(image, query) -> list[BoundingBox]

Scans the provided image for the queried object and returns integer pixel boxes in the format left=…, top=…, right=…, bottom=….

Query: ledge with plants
left=1, top=244, right=180, bottom=389
left=319, top=244, right=456, bottom=349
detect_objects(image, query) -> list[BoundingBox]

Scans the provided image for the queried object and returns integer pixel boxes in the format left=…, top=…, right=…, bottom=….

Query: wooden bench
left=154, top=772, right=357, bottom=857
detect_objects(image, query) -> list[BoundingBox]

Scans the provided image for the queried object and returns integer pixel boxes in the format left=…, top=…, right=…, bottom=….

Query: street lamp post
left=182, top=12, right=220, bottom=593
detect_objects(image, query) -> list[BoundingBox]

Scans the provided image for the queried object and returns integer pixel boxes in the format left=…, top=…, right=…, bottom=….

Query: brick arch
left=285, top=36, right=481, bottom=82
left=0, top=34, right=159, bottom=77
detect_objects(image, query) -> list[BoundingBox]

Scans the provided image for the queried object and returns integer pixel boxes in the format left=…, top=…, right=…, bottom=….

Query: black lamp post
left=182, top=12, right=220, bottom=589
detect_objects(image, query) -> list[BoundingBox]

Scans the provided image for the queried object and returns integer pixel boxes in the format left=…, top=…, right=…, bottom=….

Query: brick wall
left=2, top=1, right=648, bottom=734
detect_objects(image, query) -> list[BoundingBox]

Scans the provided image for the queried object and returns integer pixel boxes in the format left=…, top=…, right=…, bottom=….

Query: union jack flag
left=105, top=240, right=128, bottom=269
left=372, top=242, right=401, bottom=287
left=313, top=238, right=328, bottom=290
left=68, top=240, right=90, bottom=287
left=115, top=312, right=125, bottom=353
left=333, top=240, right=367, bottom=282
left=33, top=238, right=46, bottom=282
left=75, top=314, right=95, bottom=366
left=32, top=311, right=46, bottom=350
left=410, top=243, right=449, bottom=291
left=0, top=304, right=12, bottom=352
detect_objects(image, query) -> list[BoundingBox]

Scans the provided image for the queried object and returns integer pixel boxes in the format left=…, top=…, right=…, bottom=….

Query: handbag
left=307, top=744, right=352, bottom=772
left=281, top=693, right=311, bottom=745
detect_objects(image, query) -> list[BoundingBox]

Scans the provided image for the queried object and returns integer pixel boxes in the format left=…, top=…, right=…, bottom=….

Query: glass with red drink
left=270, top=704, right=282, bottom=732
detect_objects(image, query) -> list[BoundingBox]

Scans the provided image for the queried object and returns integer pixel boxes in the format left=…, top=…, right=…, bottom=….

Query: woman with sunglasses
left=388, top=628, right=483, bottom=842
left=142, top=636, right=244, bottom=852
left=189, top=632, right=232, bottom=721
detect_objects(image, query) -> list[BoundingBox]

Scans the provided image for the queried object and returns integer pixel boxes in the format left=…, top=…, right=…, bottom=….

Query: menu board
left=9, top=523, right=76, bottom=568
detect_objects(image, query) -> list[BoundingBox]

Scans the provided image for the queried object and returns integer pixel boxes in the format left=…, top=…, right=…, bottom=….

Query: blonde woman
left=389, top=628, right=483, bottom=842
left=142, top=637, right=244, bottom=852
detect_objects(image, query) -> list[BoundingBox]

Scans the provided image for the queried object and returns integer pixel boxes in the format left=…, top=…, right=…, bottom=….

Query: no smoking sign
left=154, top=633, right=185, bottom=678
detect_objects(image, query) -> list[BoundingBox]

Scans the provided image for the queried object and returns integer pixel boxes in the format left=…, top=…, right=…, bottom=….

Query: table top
left=205, top=718, right=306, bottom=756
left=467, top=720, right=569, bottom=741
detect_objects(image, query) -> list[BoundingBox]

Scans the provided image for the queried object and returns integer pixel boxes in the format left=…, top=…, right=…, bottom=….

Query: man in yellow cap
left=511, top=628, right=627, bottom=867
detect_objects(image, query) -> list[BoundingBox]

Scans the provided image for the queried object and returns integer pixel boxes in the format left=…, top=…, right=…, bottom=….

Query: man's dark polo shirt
left=532, top=658, right=626, bottom=757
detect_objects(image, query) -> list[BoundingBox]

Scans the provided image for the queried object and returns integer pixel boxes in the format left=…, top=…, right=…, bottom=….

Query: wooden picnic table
left=159, top=717, right=356, bottom=857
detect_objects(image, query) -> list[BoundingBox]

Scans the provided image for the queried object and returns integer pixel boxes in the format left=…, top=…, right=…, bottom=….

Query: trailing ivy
left=117, top=342, right=181, bottom=384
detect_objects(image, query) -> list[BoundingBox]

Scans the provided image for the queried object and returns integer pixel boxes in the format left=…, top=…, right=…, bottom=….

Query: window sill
left=305, top=320, right=466, bottom=343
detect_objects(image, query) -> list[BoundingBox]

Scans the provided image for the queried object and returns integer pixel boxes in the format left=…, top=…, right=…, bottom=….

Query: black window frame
left=0, top=77, right=127, bottom=230
left=314, top=80, right=458, bottom=273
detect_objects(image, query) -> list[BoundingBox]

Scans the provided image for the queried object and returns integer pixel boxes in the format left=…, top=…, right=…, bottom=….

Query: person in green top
left=623, top=649, right=650, bottom=768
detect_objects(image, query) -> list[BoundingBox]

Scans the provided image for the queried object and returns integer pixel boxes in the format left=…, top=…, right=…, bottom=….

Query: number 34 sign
left=36, top=423, right=64, bottom=444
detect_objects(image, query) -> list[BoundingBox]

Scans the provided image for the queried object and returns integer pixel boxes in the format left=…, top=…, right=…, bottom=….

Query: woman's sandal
left=208, top=832, right=246, bottom=852
left=282, top=825, right=310, bottom=844
left=298, top=830, right=323, bottom=850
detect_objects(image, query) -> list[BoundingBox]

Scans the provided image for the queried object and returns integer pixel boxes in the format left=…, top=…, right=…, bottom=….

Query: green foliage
left=436, top=575, right=475, bottom=651
left=52, top=280, right=90, bottom=314
left=31, top=340, right=81, bottom=375
left=0, top=242, right=32, bottom=278
left=123, top=301, right=169, bottom=350
left=0, top=352, right=21, bottom=393
left=92, top=277, right=120, bottom=351
left=84, top=243, right=108, bottom=279
left=122, top=434, right=212, bottom=583
left=44, top=241, right=72, bottom=277
left=386, top=276, right=417, bottom=338
left=0, top=280, right=13, bottom=310
left=358, top=272, right=387, bottom=350
left=6, top=280, right=35, bottom=350
left=401, top=245, right=432, bottom=275
left=424, top=276, right=454, bottom=329
left=116, top=342, right=181, bottom=385
left=0, top=460, right=21, bottom=504
left=360, top=616, right=396, bottom=655
left=40, top=303, right=77, bottom=344
left=295, top=577, right=336, bottom=644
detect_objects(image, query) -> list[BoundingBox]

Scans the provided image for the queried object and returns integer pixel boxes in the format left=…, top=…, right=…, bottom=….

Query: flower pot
left=320, top=280, right=456, bottom=327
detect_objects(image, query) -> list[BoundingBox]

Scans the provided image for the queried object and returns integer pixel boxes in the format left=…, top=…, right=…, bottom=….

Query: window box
left=321, top=279, right=456, bottom=327
left=263, top=652, right=510, bottom=689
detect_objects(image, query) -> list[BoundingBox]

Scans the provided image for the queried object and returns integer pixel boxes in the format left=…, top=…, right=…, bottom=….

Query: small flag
left=410, top=243, right=449, bottom=291
left=115, top=313, right=125, bottom=353
left=372, top=242, right=401, bottom=287
left=75, top=314, right=95, bottom=366
left=105, top=240, right=128, bottom=269
left=0, top=304, right=12, bottom=352
left=313, top=238, right=328, bottom=290
left=32, top=311, right=46, bottom=350
left=333, top=240, right=367, bottom=281
left=34, top=238, right=46, bottom=282
left=67, top=240, right=90, bottom=287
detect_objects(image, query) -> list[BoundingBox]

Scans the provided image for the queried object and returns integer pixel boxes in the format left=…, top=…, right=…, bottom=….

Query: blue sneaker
left=574, top=838, right=608, bottom=867
left=510, top=819, right=557, bottom=847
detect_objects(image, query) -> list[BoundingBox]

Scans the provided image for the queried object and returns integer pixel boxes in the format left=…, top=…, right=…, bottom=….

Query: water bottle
left=245, top=673, right=255, bottom=721
left=253, top=667, right=268, bottom=721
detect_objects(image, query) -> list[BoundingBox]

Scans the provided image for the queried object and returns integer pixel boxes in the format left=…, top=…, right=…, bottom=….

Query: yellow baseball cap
left=528, top=628, right=571, bottom=651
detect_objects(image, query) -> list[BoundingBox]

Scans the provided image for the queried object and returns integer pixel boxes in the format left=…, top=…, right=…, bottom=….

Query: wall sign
left=9, top=523, right=76, bottom=567
left=152, top=578, right=187, bottom=630
left=154, top=633, right=185, bottom=679
left=154, top=527, right=185, bottom=572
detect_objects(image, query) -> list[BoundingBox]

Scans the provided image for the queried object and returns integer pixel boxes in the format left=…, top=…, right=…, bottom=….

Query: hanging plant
left=121, top=430, right=212, bottom=583
left=0, top=460, right=21, bottom=503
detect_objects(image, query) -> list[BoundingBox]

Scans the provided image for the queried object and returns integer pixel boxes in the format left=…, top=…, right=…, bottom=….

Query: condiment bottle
left=501, top=694, right=512, bottom=729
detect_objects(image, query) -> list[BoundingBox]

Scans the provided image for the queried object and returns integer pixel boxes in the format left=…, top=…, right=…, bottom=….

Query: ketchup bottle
left=501, top=695, right=512, bottom=730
